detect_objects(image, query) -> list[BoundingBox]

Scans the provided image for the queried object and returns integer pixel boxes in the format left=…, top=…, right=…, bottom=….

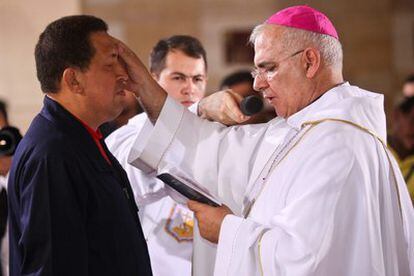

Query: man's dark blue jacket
left=8, top=96, right=152, bottom=276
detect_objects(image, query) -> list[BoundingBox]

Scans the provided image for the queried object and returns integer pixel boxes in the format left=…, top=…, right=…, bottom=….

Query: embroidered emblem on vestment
left=165, top=203, right=193, bottom=242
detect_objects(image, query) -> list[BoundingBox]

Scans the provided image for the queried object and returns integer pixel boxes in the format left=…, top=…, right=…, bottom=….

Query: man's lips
left=181, top=101, right=195, bottom=107
left=264, top=96, right=276, bottom=104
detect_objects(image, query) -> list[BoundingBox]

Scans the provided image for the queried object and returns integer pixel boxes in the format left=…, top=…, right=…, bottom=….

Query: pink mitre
left=265, top=5, right=339, bottom=40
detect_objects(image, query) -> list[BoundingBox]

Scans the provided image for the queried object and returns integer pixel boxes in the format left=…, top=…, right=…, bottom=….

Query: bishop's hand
left=188, top=200, right=233, bottom=244
left=115, top=38, right=167, bottom=123
left=198, top=90, right=249, bottom=126
left=116, top=39, right=153, bottom=97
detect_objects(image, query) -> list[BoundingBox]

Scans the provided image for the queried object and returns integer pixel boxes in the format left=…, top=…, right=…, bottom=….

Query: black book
left=157, top=173, right=222, bottom=207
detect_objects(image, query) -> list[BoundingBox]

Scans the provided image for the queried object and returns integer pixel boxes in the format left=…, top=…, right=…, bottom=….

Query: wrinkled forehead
left=253, top=25, right=286, bottom=65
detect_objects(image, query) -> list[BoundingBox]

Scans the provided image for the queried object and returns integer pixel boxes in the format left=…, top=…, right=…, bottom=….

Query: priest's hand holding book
left=156, top=169, right=234, bottom=244
left=187, top=200, right=233, bottom=244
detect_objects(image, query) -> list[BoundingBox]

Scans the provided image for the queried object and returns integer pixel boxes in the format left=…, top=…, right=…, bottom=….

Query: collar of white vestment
left=284, top=82, right=386, bottom=143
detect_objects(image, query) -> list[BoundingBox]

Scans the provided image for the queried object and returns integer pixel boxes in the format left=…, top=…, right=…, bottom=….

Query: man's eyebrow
left=256, top=61, right=276, bottom=68
left=170, top=72, right=186, bottom=76
left=170, top=72, right=206, bottom=78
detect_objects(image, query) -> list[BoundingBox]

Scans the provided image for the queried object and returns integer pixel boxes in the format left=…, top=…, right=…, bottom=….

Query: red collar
left=77, top=119, right=103, bottom=140
left=75, top=117, right=111, bottom=165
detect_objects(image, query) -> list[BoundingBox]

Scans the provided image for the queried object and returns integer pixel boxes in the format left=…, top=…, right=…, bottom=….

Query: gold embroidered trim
left=257, top=230, right=267, bottom=276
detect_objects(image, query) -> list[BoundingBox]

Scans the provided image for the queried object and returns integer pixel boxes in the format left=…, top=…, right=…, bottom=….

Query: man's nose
left=116, top=61, right=129, bottom=82
left=182, top=78, right=197, bottom=95
left=253, top=76, right=268, bottom=92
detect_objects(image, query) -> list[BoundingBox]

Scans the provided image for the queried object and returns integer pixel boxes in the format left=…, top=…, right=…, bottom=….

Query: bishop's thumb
left=187, top=200, right=205, bottom=212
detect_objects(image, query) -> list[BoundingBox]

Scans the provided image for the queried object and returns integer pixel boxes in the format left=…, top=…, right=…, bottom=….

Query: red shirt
left=77, top=119, right=112, bottom=165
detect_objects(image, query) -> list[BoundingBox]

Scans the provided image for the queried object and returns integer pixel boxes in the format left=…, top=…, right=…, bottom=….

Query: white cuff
left=128, top=96, right=185, bottom=173
left=214, top=214, right=245, bottom=275
left=188, top=101, right=199, bottom=115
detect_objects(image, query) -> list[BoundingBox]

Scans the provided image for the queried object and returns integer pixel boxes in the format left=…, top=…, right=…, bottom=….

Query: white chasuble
left=129, top=83, right=414, bottom=276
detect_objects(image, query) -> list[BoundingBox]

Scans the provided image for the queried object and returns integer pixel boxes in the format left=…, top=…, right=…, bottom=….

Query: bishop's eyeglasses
left=251, top=49, right=304, bottom=81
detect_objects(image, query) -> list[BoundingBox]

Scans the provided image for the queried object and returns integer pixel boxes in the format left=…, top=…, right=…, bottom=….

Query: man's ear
left=62, top=68, right=84, bottom=94
left=303, top=48, right=321, bottom=79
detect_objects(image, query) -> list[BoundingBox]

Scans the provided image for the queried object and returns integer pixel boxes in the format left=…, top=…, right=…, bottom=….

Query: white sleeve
left=128, top=96, right=270, bottom=212
left=106, top=115, right=166, bottom=206
left=128, top=97, right=184, bottom=174
left=188, top=101, right=199, bottom=115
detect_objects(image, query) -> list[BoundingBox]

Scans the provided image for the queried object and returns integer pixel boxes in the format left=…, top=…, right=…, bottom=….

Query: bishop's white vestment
left=129, top=83, right=414, bottom=275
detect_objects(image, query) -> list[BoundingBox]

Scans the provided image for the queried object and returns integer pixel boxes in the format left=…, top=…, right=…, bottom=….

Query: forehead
left=253, top=25, right=285, bottom=66
left=89, top=31, right=117, bottom=56
left=162, top=50, right=206, bottom=74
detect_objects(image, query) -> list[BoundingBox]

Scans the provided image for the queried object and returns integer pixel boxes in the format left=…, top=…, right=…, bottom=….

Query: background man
left=106, top=35, right=207, bottom=276
left=389, top=96, right=414, bottom=204
left=403, top=74, right=414, bottom=97
left=117, top=5, right=414, bottom=275
left=7, top=15, right=152, bottom=276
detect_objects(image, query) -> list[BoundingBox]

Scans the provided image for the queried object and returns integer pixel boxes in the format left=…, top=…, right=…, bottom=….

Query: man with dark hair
left=403, top=74, right=414, bottom=97
left=8, top=15, right=152, bottom=276
left=149, top=35, right=207, bottom=77
left=106, top=35, right=207, bottom=276
left=389, top=96, right=414, bottom=204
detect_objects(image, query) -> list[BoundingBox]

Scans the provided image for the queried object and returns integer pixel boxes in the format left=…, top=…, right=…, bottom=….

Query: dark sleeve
left=17, top=152, right=88, bottom=276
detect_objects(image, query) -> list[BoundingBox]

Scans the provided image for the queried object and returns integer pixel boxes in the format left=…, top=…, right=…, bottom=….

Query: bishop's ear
left=303, top=48, right=321, bottom=79
left=62, top=68, right=84, bottom=94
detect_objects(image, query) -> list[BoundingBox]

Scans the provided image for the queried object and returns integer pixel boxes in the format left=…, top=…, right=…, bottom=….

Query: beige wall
left=1, top=0, right=413, bottom=131
left=0, top=0, right=80, bottom=131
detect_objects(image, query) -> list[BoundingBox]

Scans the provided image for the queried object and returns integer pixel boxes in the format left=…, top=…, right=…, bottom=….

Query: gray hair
left=250, top=24, right=343, bottom=68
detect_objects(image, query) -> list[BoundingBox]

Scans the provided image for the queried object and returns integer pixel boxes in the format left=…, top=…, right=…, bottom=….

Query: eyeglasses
left=251, top=49, right=304, bottom=81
